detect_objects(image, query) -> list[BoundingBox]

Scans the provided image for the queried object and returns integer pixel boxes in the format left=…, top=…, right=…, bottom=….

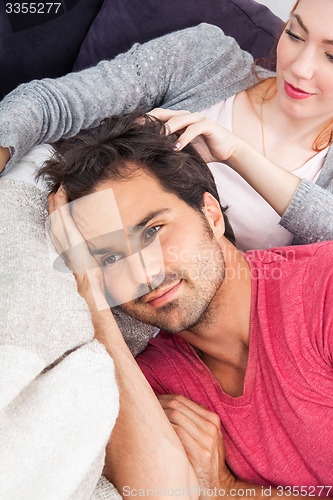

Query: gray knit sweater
left=0, top=23, right=332, bottom=244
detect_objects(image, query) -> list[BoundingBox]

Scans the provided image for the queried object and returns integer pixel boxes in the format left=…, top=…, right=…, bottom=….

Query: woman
left=150, top=0, right=333, bottom=250
left=0, top=0, right=332, bottom=250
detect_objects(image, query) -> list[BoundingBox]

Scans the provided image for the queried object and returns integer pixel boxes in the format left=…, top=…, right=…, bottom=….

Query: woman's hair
left=37, top=110, right=235, bottom=244
left=255, top=0, right=333, bottom=152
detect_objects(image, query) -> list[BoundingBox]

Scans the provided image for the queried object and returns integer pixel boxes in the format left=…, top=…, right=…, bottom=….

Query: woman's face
left=276, top=0, right=333, bottom=124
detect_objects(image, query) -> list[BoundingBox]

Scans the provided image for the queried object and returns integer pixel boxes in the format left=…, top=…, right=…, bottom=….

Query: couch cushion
left=74, top=0, right=284, bottom=72
left=0, top=0, right=103, bottom=99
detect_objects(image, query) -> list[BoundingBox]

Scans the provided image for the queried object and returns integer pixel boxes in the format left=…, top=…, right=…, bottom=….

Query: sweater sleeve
left=0, top=23, right=260, bottom=173
left=279, top=178, right=333, bottom=244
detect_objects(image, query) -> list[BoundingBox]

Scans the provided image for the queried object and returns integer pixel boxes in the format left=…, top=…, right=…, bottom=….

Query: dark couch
left=0, top=0, right=284, bottom=100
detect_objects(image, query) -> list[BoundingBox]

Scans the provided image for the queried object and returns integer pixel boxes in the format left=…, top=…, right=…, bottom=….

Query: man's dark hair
left=37, top=110, right=235, bottom=244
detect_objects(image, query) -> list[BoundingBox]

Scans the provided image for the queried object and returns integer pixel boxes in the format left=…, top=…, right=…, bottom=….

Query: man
left=44, top=112, right=333, bottom=498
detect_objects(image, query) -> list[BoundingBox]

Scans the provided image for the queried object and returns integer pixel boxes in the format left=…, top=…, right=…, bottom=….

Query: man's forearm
left=90, top=308, right=199, bottom=497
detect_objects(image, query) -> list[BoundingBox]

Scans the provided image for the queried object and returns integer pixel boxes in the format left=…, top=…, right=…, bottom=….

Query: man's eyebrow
left=89, top=209, right=171, bottom=255
left=292, top=14, right=333, bottom=44
left=126, top=209, right=171, bottom=236
left=90, top=246, right=117, bottom=256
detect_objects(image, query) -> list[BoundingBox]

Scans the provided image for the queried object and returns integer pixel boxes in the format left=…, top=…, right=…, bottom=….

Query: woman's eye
left=143, top=225, right=162, bottom=242
left=285, top=29, right=303, bottom=42
left=102, top=254, right=123, bottom=266
left=325, top=53, right=333, bottom=63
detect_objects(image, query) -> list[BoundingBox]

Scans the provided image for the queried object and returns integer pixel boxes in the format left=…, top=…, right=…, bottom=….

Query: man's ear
left=202, top=192, right=225, bottom=239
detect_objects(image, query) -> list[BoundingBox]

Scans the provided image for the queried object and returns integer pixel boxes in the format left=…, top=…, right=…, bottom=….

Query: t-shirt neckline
left=172, top=257, right=259, bottom=407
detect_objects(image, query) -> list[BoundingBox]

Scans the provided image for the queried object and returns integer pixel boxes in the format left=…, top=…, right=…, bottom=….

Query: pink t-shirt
left=136, top=242, right=333, bottom=491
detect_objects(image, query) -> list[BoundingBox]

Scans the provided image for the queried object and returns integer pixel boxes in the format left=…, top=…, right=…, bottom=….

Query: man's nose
left=138, top=241, right=165, bottom=289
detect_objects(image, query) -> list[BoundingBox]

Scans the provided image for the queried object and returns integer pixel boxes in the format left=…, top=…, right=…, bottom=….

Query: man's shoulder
left=144, top=331, right=183, bottom=357
left=136, top=331, right=195, bottom=370
left=245, top=241, right=333, bottom=272
left=135, top=332, right=197, bottom=396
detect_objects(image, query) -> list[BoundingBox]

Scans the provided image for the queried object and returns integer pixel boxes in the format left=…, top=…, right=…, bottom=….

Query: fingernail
left=174, top=142, right=181, bottom=150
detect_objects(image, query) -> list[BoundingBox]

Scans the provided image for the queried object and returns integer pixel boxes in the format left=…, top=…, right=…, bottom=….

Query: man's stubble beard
left=119, top=218, right=226, bottom=334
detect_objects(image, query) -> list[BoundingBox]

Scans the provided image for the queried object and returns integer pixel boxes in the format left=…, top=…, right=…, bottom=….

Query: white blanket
left=0, top=176, right=121, bottom=499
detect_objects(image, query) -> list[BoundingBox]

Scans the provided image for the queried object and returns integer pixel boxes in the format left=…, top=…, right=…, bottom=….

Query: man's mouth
left=284, top=80, right=315, bottom=100
left=145, top=279, right=183, bottom=308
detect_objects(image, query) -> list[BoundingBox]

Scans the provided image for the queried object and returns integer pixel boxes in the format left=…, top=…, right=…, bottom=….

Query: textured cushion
left=0, top=0, right=103, bottom=99
left=74, top=0, right=284, bottom=71
left=0, top=178, right=121, bottom=499
left=0, top=178, right=95, bottom=365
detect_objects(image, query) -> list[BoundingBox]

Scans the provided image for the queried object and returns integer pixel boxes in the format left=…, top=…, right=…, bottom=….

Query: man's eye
left=142, top=225, right=162, bottom=243
left=101, top=254, right=123, bottom=266
left=285, top=29, right=304, bottom=42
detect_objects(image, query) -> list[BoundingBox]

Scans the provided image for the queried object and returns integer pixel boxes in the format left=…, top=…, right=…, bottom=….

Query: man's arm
left=0, top=23, right=263, bottom=174
left=92, top=308, right=199, bottom=496
left=158, top=395, right=322, bottom=500
left=47, top=188, right=200, bottom=496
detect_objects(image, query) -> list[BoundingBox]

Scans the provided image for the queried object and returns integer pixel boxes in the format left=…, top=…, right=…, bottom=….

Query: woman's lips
left=284, top=81, right=314, bottom=100
left=146, top=280, right=183, bottom=308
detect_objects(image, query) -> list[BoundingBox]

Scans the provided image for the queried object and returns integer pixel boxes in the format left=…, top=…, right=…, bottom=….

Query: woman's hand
left=149, top=108, right=302, bottom=218
left=148, top=108, right=239, bottom=164
left=47, top=186, right=108, bottom=312
left=0, top=146, right=10, bottom=173
left=158, top=394, right=235, bottom=496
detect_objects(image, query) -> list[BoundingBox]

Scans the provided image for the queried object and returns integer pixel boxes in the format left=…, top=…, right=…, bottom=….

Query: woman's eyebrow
left=292, top=13, right=333, bottom=44
left=322, top=38, right=333, bottom=46
left=292, top=14, right=308, bottom=34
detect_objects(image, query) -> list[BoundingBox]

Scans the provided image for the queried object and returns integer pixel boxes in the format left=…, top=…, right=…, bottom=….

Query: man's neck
left=178, top=243, right=252, bottom=371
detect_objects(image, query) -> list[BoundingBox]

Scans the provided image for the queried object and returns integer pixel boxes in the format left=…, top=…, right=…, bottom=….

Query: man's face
left=72, top=169, right=225, bottom=333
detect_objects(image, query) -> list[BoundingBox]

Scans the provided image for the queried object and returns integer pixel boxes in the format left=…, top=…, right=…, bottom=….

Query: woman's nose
left=290, top=47, right=316, bottom=81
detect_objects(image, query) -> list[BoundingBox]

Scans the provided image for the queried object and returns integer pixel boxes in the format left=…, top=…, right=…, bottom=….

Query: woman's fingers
left=164, top=112, right=205, bottom=136
left=148, top=108, right=195, bottom=138
left=148, top=108, right=191, bottom=123
left=149, top=109, right=215, bottom=149
left=149, top=109, right=204, bottom=136
left=174, top=122, right=212, bottom=150
left=148, top=108, right=237, bottom=162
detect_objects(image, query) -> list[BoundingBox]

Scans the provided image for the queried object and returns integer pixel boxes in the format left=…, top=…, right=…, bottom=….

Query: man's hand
left=0, top=146, right=10, bottom=172
left=47, top=186, right=108, bottom=312
left=158, top=394, right=235, bottom=496
left=158, top=395, right=322, bottom=500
